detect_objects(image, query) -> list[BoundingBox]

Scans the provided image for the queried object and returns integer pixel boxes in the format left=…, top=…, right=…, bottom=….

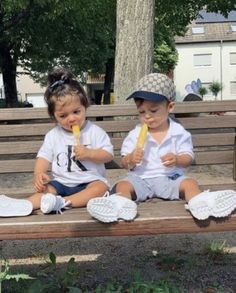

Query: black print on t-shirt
left=56, top=145, right=88, bottom=172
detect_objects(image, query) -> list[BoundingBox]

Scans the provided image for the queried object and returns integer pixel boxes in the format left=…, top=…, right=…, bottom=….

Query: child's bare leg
left=27, top=185, right=57, bottom=209
left=115, top=180, right=136, bottom=200
left=64, top=180, right=108, bottom=208
left=179, top=178, right=201, bottom=202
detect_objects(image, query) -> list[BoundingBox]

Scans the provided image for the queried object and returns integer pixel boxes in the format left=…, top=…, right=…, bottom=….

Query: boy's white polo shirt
left=37, top=120, right=113, bottom=187
left=121, top=118, right=194, bottom=179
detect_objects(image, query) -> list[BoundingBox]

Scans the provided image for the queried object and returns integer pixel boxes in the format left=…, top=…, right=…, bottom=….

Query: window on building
left=230, top=81, right=236, bottom=95
left=231, top=24, right=236, bottom=32
left=230, top=52, right=236, bottom=65
left=192, top=27, right=204, bottom=34
left=193, top=54, right=212, bottom=66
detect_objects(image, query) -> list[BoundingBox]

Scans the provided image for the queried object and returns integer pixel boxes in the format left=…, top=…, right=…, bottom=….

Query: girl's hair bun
left=47, top=68, right=74, bottom=87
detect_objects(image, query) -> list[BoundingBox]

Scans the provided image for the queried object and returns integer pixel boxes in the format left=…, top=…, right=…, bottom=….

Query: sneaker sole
left=87, top=198, right=119, bottom=223
left=118, top=200, right=137, bottom=221
left=187, top=201, right=210, bottom=220
left=210, top=190, right=236, bottom=218
left=0, top=195, right=33, bottom=217
left=41, top=194, right=56, bottom=214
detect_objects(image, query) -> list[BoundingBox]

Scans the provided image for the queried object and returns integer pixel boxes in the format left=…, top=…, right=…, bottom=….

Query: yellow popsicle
left=136, top=123, right=148, bottom=148
left=72, top=125, right=80, bottom=145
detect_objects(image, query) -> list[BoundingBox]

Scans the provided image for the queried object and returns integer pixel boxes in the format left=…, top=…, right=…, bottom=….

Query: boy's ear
left=168, top=102, right=175, bottom=113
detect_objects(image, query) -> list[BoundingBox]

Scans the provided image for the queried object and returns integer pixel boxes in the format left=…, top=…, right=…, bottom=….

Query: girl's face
left=136, top=99, right=174, bottom=130
left=54, top=95, right=86, bottom=132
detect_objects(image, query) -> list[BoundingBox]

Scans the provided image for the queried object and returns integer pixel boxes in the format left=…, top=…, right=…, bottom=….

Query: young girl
left=0, top=68, right=113, bottom=216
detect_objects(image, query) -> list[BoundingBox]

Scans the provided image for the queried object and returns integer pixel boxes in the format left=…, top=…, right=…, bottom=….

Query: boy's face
left=136, top=99, right=174, bottom=130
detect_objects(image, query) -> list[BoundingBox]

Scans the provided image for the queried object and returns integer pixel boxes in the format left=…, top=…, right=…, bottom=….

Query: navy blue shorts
left=49, top=181, right=89, bottom=196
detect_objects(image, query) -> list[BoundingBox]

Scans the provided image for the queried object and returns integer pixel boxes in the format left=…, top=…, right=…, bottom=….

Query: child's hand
left=34, top=173, right=50, bottom=193
left=161, top=153, right=177, bottom=167
left=74, top=145, right=90, bottom=161
left=130, top=148, right=144, bottom=165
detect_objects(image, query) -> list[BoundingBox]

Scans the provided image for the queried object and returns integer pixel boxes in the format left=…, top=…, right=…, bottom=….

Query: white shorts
left=113, top=173, right=186, bottom=202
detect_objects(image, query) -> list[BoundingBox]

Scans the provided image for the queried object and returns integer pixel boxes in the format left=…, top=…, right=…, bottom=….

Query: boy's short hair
left=126, top=73, right=176, bottom=102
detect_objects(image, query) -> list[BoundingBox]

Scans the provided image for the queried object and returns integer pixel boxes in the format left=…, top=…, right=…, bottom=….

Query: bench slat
left=1, top=101, right=236, bottom=121
left=2, top=182, right=236, bottom=199
left=1, top=133, right=235, bottom=155
left=1, top=116, right=236, bottom=139
left=0, top=150, right=234, bottom=173
left=178, top=115, right=236, bottom=129
left=0, top=201, right=235, bottom=240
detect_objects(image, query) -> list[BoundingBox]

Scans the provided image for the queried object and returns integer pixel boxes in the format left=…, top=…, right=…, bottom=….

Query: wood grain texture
left=0, top=201, right=235, bottom=240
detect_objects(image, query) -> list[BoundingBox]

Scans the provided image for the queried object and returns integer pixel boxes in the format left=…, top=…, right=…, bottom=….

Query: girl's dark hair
left=44, top=68, right=89, bottom=119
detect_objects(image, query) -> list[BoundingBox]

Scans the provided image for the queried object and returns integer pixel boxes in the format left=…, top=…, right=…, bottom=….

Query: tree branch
left=0, top=0, right=34, bottom=34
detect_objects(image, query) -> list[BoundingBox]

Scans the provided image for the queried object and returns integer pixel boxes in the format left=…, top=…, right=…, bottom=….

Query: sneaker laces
left=55, top=199, right=71, bottom=214
left=102, top=191, right=110, bottom=197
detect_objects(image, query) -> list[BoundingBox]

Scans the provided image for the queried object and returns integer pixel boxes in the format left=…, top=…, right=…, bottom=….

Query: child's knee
left=115, top=180, right=134, bottom=194
left=180, top=178, right=199, bottom=189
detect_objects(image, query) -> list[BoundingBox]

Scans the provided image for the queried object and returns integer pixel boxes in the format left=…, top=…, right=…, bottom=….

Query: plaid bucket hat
left=126, top=73, right=176, bottom=102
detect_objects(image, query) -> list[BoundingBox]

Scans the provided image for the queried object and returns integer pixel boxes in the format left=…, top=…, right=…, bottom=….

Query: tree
left=198, top=86, right=208, bottom=99
left=153, top=41, right=178, bottom=74
left=0, top=0, right=116, bottom=107
left=209, top=81, right=223, bottom=100
left=114, top=0, right=154, bottom=104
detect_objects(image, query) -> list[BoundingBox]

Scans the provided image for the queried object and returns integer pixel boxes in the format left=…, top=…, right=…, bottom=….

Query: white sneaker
left=0, top=194, right=33, bottom=217
left=186, top=190, right=236, bottom=220
left=40, top=193, right=71, bottom=214
left=87, top=193, right=137, bottom=223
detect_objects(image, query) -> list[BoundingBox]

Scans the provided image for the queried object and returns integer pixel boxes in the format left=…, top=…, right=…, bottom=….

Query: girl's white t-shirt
left=121, top=118, right=194, bottom=179
left=37, top=120, right=113, bottom=187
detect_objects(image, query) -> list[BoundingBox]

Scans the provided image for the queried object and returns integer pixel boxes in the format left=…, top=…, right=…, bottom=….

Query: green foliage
left=86, top=272, right=181, bottom=293
left=154, top=41, right=178, bottom=74
left=3, top=253, right=181, bottom=293
left=209, top=81, right=223, bottom=99
left=0, top=0, right=116, bottom=105
left=205, top=240, right=227, bottom=259
left=26, top=252, right=81, bottom=292
left=198, top=86, right=208, bottom=98
left=0, top=259, right=33, bottom=293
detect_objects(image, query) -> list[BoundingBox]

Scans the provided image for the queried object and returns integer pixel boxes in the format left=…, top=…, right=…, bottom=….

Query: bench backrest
left=0, top=100, right=236, bottom=195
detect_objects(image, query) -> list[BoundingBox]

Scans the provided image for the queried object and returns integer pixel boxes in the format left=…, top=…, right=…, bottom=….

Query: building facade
left=174, top=10, right=236, bottom=101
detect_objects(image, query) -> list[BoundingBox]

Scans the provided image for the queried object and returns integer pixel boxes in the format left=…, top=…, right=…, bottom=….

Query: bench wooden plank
left=2, top=182, right=236, bottom=199
left=0, top=201, right=235, bottom=240
left=0, top=150, right=234, bottom=173
left=0, top=133, right=235, bottom=155
left=1, top=101, right=236, bottom=121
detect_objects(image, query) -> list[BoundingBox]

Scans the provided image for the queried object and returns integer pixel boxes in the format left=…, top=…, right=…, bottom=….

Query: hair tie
left=50, top=79, right=65, bottom=90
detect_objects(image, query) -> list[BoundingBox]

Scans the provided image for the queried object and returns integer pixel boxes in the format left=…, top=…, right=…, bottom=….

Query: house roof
left=175, top=10, right=236, bottom=44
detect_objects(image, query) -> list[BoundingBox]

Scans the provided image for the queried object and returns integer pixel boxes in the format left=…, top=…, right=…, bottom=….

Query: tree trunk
left=114, top=0, right=154, bottom=104
left=0, top=45, right=18, bottom=107
left=103, top=58, right=114, bottom=104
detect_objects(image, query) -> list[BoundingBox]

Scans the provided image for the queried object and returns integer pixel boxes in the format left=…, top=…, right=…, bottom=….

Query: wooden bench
left=0, top=100, right=236, bottom=240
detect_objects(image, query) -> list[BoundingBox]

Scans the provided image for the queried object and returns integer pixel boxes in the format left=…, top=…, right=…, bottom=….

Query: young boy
left=87, top=73, right=236, bottom=222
